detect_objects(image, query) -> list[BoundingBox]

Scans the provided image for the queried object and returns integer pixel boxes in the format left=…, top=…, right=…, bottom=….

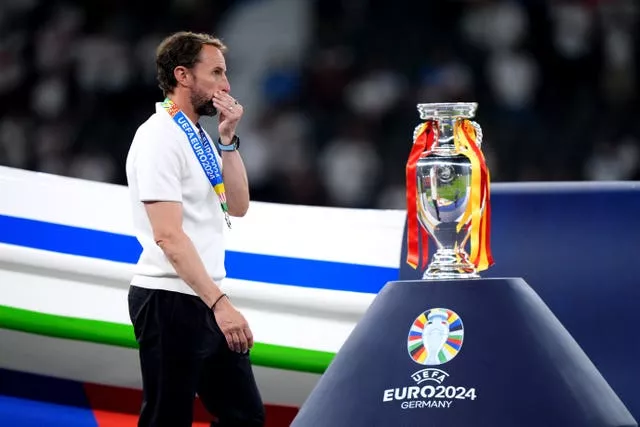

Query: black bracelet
left=211, top=293, right=228, bottom=310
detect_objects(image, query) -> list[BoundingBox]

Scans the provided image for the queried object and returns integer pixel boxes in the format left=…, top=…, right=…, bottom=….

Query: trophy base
left=422, top=249, right=479, bottom=280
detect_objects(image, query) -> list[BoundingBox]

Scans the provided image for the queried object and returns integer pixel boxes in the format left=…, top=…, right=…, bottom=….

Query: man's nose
left=220, top=76, right=231, bottom=93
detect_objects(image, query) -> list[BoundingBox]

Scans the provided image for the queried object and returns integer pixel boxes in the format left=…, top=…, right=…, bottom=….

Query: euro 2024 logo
left=382, top=308, right=478, bottom=410
left=408, top=308, right=463, bottom=366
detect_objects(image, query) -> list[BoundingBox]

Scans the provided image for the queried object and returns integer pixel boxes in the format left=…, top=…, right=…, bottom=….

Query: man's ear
left=173, top=66, right=192, bottom=88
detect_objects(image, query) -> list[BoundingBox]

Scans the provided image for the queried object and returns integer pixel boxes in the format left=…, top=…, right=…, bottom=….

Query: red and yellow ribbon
left=405, top=121, right=436, bottom=270
left=453, top=119, right=494, bottom=271
left=405, top=119, right=494, bottom=272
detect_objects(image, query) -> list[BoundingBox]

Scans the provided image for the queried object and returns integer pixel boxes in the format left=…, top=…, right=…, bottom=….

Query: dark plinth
left=291, top=278, right=637, bottom=427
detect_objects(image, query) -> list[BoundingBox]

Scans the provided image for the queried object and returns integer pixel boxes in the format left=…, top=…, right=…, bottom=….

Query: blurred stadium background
left=0, top=0, right=638, bottom=210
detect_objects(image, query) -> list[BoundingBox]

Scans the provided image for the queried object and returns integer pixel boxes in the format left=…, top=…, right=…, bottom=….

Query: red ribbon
left=405, top=122, right=436, bottom=270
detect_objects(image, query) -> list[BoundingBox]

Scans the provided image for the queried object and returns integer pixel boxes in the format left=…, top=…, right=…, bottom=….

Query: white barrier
left=0, top=165, right=407, bottom=406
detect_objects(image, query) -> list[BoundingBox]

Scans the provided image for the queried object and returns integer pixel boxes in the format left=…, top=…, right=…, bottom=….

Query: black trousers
left=128, top=285, right=265, bottom=427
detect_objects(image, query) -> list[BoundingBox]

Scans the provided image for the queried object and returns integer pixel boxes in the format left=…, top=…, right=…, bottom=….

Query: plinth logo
left=407, top=308, right=464, bottom=366
left=382, top=308, right=477, bottom=409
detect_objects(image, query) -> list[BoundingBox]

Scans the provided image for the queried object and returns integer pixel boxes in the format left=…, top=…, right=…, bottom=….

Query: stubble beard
left=191, top=90, right=217, bottom=117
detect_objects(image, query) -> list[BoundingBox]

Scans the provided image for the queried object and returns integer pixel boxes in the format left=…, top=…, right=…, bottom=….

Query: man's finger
left=245, top=328, right=254, bottom=350
left=213, top=100, right=228, bottom=112
left=234, top=330, right=247, bottom=354
left=213, top=100, right=239, bottom=116
left=213, top=96, right=233, bottom=107
left=221, top=92, right=237, bottom=104
left=238, top=329, right=249, bottom=354
left=231, top=331, right=242, bottom=353
left=225, top=333, right=234, bottom=351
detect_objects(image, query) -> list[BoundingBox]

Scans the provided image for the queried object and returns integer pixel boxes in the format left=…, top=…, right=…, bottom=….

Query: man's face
left=189, top=44, right=230, bottom=117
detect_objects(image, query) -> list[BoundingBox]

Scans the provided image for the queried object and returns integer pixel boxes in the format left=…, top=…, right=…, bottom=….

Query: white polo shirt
left=125, top=102, right=226, bottom=296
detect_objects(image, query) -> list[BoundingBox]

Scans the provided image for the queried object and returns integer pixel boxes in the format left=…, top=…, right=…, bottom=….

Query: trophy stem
left=423, top=248, right=479, bottom=280
left=434, top=118, right=455, bottom=151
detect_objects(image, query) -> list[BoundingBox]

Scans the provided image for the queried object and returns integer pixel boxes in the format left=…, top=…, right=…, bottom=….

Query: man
left=125, top=31, right=264, bottom=427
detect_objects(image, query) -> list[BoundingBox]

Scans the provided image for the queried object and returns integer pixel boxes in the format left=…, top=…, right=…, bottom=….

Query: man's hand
left=213, top=91, right=243, bottom=145
left=213, top=297, right=254, bottom=353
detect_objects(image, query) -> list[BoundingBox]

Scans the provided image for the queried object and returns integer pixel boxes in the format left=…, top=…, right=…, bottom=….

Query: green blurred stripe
left=0, top=305, right=334, bottom=374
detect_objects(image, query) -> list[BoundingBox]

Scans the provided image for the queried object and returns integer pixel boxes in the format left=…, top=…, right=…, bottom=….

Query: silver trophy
left=408, top=102, right=493, bottom=280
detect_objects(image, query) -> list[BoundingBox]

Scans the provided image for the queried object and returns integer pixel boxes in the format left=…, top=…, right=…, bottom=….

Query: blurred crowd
left=0, top=0, right=638, bottom=209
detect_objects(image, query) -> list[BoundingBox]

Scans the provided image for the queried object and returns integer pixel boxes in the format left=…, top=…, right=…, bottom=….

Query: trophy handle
left=471, top=121, right=483, bottom=147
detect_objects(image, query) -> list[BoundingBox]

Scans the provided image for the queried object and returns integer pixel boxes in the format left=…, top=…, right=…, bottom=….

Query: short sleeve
left=134, top=129, right=183, bottom=202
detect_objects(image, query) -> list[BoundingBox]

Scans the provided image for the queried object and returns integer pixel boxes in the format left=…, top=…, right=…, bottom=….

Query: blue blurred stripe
left=0, top=215, right=141, bottom=264
left=0, top=214, right=397, bottom=294
left=0, top=396, right=98, bottom=427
